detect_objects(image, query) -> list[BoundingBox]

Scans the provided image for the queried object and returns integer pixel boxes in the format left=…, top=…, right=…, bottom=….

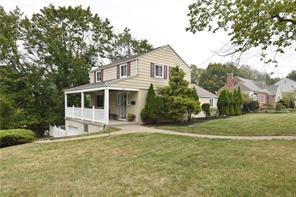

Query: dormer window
left=120, top=64, right=127, bottom=78
left=154, top=64, right=163, bottom=78
left=96, top=71, right=102, bottom=82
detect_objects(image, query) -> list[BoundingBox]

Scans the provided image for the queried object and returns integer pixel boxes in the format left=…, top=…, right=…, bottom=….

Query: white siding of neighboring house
left=193, top=97, right=218, bottom=118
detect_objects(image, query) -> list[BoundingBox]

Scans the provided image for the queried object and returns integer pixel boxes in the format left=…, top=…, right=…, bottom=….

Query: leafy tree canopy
left=287, top=70, right=296, bottom=81
left=187, top=0, right=296, bottom=64
left=199, top=62, right=280, bottom=93
left=0, top=5, right=153, bottom=133
left=190, top=64, right=204, bottom=85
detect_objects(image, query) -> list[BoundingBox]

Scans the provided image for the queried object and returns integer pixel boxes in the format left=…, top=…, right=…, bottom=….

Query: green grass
left=158, top=113, right=296, bottom=136
left=1, top=134, right=296, bottom=196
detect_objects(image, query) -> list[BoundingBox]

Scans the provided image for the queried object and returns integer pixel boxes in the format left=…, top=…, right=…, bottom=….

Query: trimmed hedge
left=0, top=129, right=36, bottom=148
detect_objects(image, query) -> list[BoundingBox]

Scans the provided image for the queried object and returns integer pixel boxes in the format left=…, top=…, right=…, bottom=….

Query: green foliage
left=280, top=92, right=296, bottom=109
left=0, top=95, right=18, bottom=129
left=108, top=28, right=153, bottom=62
left=276, top=103, right=286, bottom=112
left=217, top=89, right=227, bottom=116
left=187, top=0, right=295, bottom=64
left=201, top=103, right=211, bottom=117
left=218, top=88, right=243, bottom=116
left=0, top=5, right=153, bottom=134
left=160, top=66, right=200, bottom=122
left=0, top=129, right=36, bottom=148
left=199, top=63, right=239, bottom=93
left=190, top=64, right=204, bottom=85
left=233, top=88, right=243, bottom=115
left=127, top=113, right=136, bottom=122
left=199, top=63, right=279, bottom=93
left=287, top=70, right=296, bottom=81
left=141, top=84, right=159, bottom=123
left=243, top=100, right=259, bottom=113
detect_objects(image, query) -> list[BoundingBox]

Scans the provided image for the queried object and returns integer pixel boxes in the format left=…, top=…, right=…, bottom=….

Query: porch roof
left=64, top=82, right=106, bottom=93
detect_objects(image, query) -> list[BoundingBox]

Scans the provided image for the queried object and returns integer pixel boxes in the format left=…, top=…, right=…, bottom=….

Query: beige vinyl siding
left=89, top=72, right=94, bottom=83
left=89, top=60, right=137, bottom=83
left=110, top=45, right=191, bottom=90
left=103, top=66, right=117, bottom=81
left=131, top=60, right=138, bottom=76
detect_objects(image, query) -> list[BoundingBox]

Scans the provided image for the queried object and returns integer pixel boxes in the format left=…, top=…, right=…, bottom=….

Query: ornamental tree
left=160, top=66, right=200, bottom=122
left=141, top=84, right=159, bottom=123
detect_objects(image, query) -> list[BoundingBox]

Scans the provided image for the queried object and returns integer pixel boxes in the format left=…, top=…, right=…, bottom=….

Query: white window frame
left=120, top=63, right=127, bottom=78
left=154, top=64, right=164, bottom=78
left=96, top=71, right=102, bottom=82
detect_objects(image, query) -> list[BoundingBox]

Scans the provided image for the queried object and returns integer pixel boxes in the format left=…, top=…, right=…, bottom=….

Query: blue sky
left=3, top=0, right=295, bottom=77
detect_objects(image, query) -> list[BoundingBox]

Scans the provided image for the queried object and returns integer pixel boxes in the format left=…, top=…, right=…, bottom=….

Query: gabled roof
left=191, top=84, right=218, bottom=98
left=236, top=77, right=270, bottom=94
left=274, top=78, right=296, bottom=92
left=266, top=85, right=280, bottom=95
left=92, top=44, right=190, bottom=71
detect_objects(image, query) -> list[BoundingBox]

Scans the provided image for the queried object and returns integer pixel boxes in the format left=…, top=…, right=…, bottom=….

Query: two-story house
left=63, top=45, right=191, bottom=135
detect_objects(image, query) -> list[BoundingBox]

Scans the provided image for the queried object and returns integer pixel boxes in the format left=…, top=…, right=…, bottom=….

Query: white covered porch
left=64, top=86, right=139, bottom=126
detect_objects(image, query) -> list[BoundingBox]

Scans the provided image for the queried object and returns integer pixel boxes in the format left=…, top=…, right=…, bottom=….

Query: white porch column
left=81, top=92, right=84, bottom=120
left=64, top=93, right=67, bottom=117
left=104, top=88, right=109, bottom=125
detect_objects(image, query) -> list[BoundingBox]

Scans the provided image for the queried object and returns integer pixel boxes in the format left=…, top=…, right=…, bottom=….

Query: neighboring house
left=274, top=78, right=296, bottom=93
left=191, top=85, right=218, bottom=117
left=221, top=73, right=283, bottom=108
left=62, top=45, right=191, bottom=136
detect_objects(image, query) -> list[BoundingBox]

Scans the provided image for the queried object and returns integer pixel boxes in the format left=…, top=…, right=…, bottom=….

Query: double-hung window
left=96, top=71, right=102, bottom=82
left=120, top=64, right=127, bottom=78
left=154, top=64, right=163, bottom=78
left=209, top=99, right=213, bottom=106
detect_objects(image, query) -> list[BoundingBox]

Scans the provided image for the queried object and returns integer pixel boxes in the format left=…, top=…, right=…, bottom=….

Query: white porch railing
left=66, top=106, right=104, bottom=123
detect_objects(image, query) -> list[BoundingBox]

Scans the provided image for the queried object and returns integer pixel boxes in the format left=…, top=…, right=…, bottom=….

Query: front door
left=119, top=93, right=127, bottom=120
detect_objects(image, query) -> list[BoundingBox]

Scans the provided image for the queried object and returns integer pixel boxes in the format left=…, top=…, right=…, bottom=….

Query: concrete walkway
left=38, top=124, right=296, bottom=143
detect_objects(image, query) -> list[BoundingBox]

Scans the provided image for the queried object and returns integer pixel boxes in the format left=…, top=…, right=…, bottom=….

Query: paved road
left=38, top=124, right=296, bottom=143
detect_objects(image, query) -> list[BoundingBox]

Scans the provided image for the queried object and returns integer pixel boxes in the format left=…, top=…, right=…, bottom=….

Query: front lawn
left=1, top=134, right=296, bottom=196
left=158, top=113, right=296, bottom=136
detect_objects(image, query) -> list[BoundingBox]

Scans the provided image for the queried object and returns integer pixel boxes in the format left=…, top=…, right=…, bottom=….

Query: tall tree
left=199, top=63, right=239, bottom=93
left=187, top=0, right=296, bottom=64
left=108, top=28, right=153, bottom=62
left=190, top=64, right=204, bottom=85
left=287, top=70, right=296, bottom=81
left=0, top=5, right=153, bottom=133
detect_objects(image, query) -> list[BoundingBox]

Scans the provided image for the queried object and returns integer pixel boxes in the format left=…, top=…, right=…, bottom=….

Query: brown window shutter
left=164, top=65, right=167, bottom=79
left=94, top=71, right=96, bottom=83
left=117, top=65, right=120, bottom=79
left=101, top=69, right=104, bottom=81
left=127, top=62, right=131, bottom=76
left=150, top=63, right=154, bottom=77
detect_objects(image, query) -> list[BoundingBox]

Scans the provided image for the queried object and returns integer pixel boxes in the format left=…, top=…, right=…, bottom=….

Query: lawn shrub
left=127, top=113, right=136, bottom=122
left=201, top=103, right=211, bottom=117
left=276, top=103, right=285, bottom=112
left=141, top=84, right=160, bottom=123
left=0, top=129, right=36, bottom=148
